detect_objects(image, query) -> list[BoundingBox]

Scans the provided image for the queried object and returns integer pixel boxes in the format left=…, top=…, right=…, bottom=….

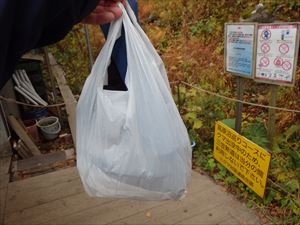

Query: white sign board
left=255, top=23, right=300, bottom=86
left=225, top=23, right=256, bottom=78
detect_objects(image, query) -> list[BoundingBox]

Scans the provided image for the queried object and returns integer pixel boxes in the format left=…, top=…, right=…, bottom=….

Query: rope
left=179, top=81, right=300, bottom=114
left=0, top=96, right=73, bottom=108
left=267, top=178, right=299, bottom=201
left=1, top=80, right=299, bottom=113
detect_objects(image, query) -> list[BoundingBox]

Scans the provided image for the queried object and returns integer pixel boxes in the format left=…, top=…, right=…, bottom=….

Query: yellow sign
left=213, top=121, right=271, bottom=198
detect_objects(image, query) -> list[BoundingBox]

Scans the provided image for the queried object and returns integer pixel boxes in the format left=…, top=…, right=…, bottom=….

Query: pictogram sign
left=255, top=23, right=300, bottom=86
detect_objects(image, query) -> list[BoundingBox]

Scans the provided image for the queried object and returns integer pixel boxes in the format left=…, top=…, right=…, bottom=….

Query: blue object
left=23, top=108, right=48, bottom=120
left=0, top=0, right=99, bottom=89
left=100, top=0, right=138, bottom=86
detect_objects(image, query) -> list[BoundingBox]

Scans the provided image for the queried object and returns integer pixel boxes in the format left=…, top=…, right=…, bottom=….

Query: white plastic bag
left=76, top=3, right=192, bottom=200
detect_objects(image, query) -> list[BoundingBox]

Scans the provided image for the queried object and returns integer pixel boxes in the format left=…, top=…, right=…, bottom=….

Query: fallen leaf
left=145, top=211, right=152, bottom=218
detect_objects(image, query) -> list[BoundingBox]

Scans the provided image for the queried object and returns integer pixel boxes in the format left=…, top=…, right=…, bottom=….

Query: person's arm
left=0, top=0, right=123, bottom=89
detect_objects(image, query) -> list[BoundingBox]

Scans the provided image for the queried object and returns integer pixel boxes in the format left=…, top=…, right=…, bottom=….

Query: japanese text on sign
left=213, top=121, right=271, bottom=198
left=255, top=23, right=300, bottom=86
left=225, top=23, right=256, bottom=77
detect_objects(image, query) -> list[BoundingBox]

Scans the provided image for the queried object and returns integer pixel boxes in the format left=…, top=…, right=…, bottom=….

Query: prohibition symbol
left=261, top=43, right=270, bottom=54
left=274, top=57, right=283, bottom=67
left=279, top=43, right=289, bottom=55
left=282, top=61, right=292, bottom=71
left=261, top=29, right=271, bottom=40
left=260, top=57, right=270, bottom=67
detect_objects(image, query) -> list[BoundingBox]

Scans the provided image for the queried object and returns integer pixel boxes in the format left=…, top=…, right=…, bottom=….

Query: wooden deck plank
left=4, top=168, right=260, bottom=225
left=0, top=157, right=10, bottom=225
left=7, top=167, right=78, bottom=193
left=49, top=198, right=163, bottom=225
left=4, top=170, right=210, bottom=225
left=113, top=187, right=226, bottom=225
left=5, top=177, right=82, bottom=214
left=22, top=53, right=44, bottom=62
left=8, top=115, right=41, bottom=155
left=4, top=193, right=114, bottom=225
left=0, top=157, right=11, bottom=175
left=0, top=188, right=7, bottom=225
left=0, top=175, right=9, bottom=190
left=160, top=194, right=235, bottom=225
left=12, top=149, right=74, bottom=172
left=53, top=174, right=217, bottom=225
left=175, top=195, right=260, bottom=225
left=109, top=174, right=220, bottom=225
left=49, top=54, right=77, bottom=144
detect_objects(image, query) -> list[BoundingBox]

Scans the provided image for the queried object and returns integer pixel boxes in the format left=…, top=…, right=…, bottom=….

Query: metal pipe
left=20, top=70, right=35, bottom=92
left=20, top=79, right=48, bottom=106
left=84, top=24, right=94, bottom=70
left=22, top=82, right=48, bottom=106
left=19, top=86, right=47, bottom=106
left=16, top=70, right=27, bottom=85
left=15, top=70, right=48, bottom=106
left=12, top=73, right=21, bottom=87
left=19, top=70, right=37, bottom=94
left=14, top=86, right=39, bottom=105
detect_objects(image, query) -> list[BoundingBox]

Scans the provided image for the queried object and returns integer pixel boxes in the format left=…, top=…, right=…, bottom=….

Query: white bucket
left=36, top=116, right=61, bottom=140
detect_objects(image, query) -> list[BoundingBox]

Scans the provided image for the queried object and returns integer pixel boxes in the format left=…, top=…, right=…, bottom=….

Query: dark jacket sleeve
left=0, top=0, right=98, bottom=89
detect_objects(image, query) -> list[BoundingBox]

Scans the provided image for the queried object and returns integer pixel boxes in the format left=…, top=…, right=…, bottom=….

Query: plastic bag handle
left=92, top=9, right=123, bottom=88
left=124, top=2, right=139, bottom=26
left=123, top=3, right=171, bottom=90
left=93, top=2, right=160, bottom=90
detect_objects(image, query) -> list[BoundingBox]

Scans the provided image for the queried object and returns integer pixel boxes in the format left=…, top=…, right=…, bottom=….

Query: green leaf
left=277, top=173, right=288, bottom=182
left=285, top=179, right=299, bottom=193
left=213, top=173, right=224, bottom=181
left=287, top=200, right=300, bottom=215
left=217, top=163, right=226, bottom=171
left=274, top=192, right=282, bottom=201
left=287, top=150, right=300, bottom=168
left=221, top=119, right=235, bottom=129
left=246, top=201, right=254, bottom=208
left=193, top=120, right=203, bottom=129
left=185, top=112, right=197, bottom=120
left=263, top=190, right=276, bottom=205
left=206, top=159, right=216, bottom=171
left=225, top=176, right=238, bottom=185
left=281, top=198, right=289, bottom=208
left=285, top=125, right=300, bottom=141
left=272, top=138, right=282, bottom=153
left=243, top=122, right=268, bottom=148
left=292, top=205, right=300, bottom=215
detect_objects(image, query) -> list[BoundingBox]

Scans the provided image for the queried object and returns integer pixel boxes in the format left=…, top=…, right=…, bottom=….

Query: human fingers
left=82, top=0, right=125, bottom=25
left=82, top=11, right=114, bottom=24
